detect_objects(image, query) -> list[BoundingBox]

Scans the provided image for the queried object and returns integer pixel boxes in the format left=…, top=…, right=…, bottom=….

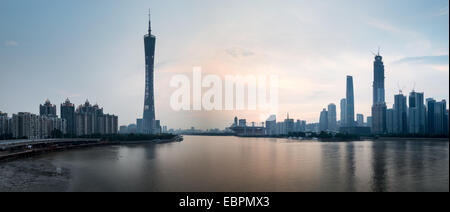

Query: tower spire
left=148, top=9, right=152, bottom=35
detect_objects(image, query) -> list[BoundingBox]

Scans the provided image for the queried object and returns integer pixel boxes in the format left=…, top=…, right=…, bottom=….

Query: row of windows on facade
left=0, top=99, right=119, bottom=138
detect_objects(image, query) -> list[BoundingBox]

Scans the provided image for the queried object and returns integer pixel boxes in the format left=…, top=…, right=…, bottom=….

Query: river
left=0, top=136, right=448, bottom=192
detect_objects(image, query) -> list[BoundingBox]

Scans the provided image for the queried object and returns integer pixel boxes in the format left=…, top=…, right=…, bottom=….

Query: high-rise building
left=346, top=76, right=355, bottom=127
left=265, top=115, right=276, bottom=135
left=434, top=100, right=448, bottom=135
left=371, top=52, right=387, bottom=134
left=284, top=113, right=295, bottom=134
left=61, top=98, right=76, bottom=135
left=367, top=116, right=373, bottom=128
left=386, top=109, right=394, bottom=134
left=142, top=12, right=157, bottom=134
left=239, top=119, right=247, bottom=127
left=75, top=100, right=117, bottom=136
left=393, top=94, right=408, bottom=134
left=319, top=108, right=328, bottom=132
left=40, top=99, right=57, bottom=117
left=327, top=103, right=337, bottom=131
left=0, top=112, right=9, bottom=138
left=426, top=98, right=436, bottom=134
left=340, top=98, right=346, bottom=127
left=356, top=114, right=364, bottom=126
left=408, top=91, right=426, bottom=134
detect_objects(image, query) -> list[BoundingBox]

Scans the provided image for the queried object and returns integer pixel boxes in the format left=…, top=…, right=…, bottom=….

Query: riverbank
left=0, top=135, right=183, bottom=162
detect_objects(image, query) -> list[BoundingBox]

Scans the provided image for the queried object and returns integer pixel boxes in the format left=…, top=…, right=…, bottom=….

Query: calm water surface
left=0, top=136, right=448, bottom=192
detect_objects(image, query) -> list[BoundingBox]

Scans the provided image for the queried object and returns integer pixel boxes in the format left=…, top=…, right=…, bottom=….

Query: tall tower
left=371, top=50, right=387, bottom=134
left=143, top=11, right=156, bottom=134
left=346, top=76, right=355, bottom=127
left=373, top=50, right=385, bottom=104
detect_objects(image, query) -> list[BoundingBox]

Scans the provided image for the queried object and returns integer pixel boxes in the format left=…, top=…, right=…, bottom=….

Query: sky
left=0, top=0, right=449, bottom=130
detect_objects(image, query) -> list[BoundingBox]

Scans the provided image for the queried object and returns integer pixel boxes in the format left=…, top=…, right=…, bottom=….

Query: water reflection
left=346, top=143, right=355, bottom=192
left=371, top=142, right=387, bottom=192
left=7, top=136, right=447, bottom=192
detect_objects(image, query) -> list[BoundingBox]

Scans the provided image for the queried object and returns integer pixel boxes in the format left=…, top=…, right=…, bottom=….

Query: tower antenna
left=148, top=9, right=152, bottom=35
left=377, top=46, right=381, bottom=56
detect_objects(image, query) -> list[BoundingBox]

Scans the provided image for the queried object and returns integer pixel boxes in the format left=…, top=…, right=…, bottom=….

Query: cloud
left=4, top=40, right=18, bottom=47
left=392, top=55, right=449, bottom=65
left=435, top=6, right=449, bottom=16
left=225, top=47, right=255, bottom=59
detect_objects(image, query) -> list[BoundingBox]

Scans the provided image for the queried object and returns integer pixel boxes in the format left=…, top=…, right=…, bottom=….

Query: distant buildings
left=430, top=99, right=448, bottom=135
left=40, top=99, right=57, bottom=117
left=393, top=93, right=408, bottom=134
left=231, top=114, right=309, bottom=136
left=319, top=109, right=328, bottom=132
left=265, top=115, right=276, bottom=135
left=75, top=100, right=118, bottom=136
left=386, top=109, right=394, bottom=134
left=356, top=114, right=364, bottom=126
left=0, top=99, right=118, bottom=140
left=328, top=104, right=337, bottom=131
left=340, top=98, right=347, bottom=128
left=1, top=111, right=66, bottom=139
left=61, top=98, right=76, bottom=135
left=408, top=91, right=426, bottom=134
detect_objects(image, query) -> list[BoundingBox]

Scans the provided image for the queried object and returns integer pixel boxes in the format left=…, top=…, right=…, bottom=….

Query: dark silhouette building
left=142, top=12, right=157, bottom=134
left=40, top=99, right=57, bottom=117
left=346, top=76, right=355, bottom=127
left=371, top=51, right=387, bottom=134
left=61, top=98, right=76, bottom=135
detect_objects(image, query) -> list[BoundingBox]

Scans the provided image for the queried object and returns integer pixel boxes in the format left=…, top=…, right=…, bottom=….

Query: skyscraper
left=61, top=98, right=76, bottom=135
left=265, top=115, right=276, bottom=135
left=434, top=100, right=447, bottom=135
left=426, top=98, right=436, bottom=134
left=327, top=103, right=337, bottom=131
left=356, top=114, right=364, bottom=126
left=143, top=12, right=157, bottom=134
left=393, top=93, right=407, bottom=134
left=386, top=109, right=394, bottom=134
left=346, top=76, right=355, bottom=127
left=408, top=91, right=425, bottom=134
left=340, top=98, right=347, bottom=127
left=40, top=99, right=57, bottom=117
left=319, top=108, right=328, bottom=132
left=371, top=52, right=387, bottom=134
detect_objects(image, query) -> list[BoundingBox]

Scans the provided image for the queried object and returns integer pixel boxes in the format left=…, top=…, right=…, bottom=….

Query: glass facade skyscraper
left=346, top=76, right=355, bottom=127
left=371, top=52, right=387, bottom=134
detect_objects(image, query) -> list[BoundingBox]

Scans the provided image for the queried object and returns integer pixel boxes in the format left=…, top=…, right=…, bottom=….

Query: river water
left=0, top=136, right=448, bottom=192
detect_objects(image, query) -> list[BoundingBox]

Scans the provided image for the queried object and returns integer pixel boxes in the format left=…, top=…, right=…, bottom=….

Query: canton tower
left=143, top=12, right=156, bottom=134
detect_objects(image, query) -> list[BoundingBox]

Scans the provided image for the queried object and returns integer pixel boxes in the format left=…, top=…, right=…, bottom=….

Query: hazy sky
left=0, top=0, right=449, bottom=130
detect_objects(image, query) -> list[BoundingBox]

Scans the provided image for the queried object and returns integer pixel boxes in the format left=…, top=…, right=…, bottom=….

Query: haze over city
left=1, top=0, right=448, bottom=130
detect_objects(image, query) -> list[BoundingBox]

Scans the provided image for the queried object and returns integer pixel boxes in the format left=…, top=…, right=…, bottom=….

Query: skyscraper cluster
left=326, top=50, right=448, bottom=136
left=230, top=114, right=307, bottom=136
left=369, top=52, right=448, bottom=136
left=0, top=99, right=118, bottom=139
left=384, top=92, right=448, bottom=135
left=71, top=99, right=118, bottom=136
left=0, top=100, right=66, bottom=139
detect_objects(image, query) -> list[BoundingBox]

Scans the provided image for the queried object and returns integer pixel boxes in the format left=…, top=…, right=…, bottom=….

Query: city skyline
left=1, top=0, right=449, bottom=130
